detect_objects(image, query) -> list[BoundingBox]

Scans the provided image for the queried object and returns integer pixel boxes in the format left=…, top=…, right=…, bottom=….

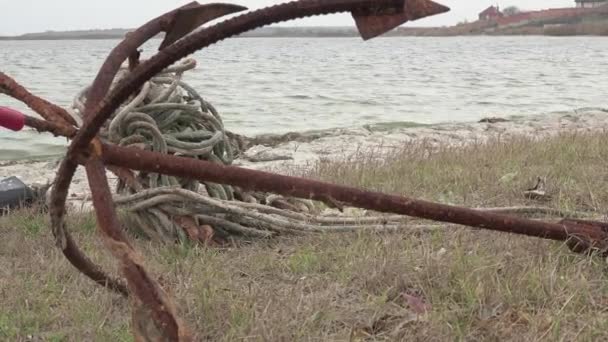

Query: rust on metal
left=49, top=156, right=132, bottom=295
left=12, top=111, right=608, bottom=255
left=62, top=232, right=130, bottom=297
left=24, top=114, right=77, bottom=138
left=68, top=0, right=423, bottom=157
left=7, top=0, right=608, bottom=340
left=560, top=219, right=608, bottom=254
left=0, top=72, right=77, bottom=126
left=353, top=0, right=450, bottom=40
left=32, top=1, right=447, bottom=340
left=48, top=0, right=448, bottom=295
left=158, top=3, right=248, bottom=50
left=46, top=2, right=186, bottom=268
left=86, top=154, right=189, bottom=340
left=100, top=144, right=608, bottom=253
left=45, top=1, right=221, bottom=303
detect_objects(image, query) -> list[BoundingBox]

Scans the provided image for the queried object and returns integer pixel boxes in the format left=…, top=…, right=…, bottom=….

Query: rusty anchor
left=1, top=0, right=607, bottom=340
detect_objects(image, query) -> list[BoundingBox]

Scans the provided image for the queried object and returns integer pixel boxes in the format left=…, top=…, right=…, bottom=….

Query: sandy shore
left=1, top=108, right=607, bottom=210
left=234, top=108, right=608, bottom=171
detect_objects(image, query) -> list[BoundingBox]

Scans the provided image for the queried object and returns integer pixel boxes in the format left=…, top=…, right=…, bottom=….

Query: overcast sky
left=0, top=0, right=575, bottom=35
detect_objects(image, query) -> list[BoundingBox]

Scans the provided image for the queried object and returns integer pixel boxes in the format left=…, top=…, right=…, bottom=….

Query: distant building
left=479, top=6, right=504, bottom=21
left=575, top=0, right=608, bottom=8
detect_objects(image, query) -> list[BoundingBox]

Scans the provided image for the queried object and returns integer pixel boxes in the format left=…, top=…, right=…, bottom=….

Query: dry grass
left=3, top=131, right=608, bottom=341
left=306, top=132, right=608, bottom=213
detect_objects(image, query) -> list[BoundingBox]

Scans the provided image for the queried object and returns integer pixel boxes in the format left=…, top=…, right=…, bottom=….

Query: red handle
left=0, top=106, right=26, bottom=131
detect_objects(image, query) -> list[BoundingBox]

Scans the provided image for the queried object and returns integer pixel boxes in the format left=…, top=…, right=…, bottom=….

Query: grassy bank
left=2, top=131, right=608, bottom=341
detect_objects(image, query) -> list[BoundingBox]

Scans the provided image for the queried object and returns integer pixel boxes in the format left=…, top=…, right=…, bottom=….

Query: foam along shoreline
left=1, top=108, right=607, bottom=211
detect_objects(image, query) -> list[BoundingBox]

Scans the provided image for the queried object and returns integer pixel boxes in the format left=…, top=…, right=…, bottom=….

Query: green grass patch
left=2, top=132, right=608, bottom=340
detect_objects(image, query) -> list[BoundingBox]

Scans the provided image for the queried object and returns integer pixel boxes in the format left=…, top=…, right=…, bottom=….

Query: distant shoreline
left=0, top=27, right=376, bottom=40
left=3, top=6, right=608, bottom=40
left=2, top=20, right=608, bottom=41
left=2, top=33, right=607, bottom=41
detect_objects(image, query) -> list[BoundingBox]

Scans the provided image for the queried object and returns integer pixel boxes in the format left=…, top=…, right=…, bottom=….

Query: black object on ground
left=0, top=176, right=35, bottom=213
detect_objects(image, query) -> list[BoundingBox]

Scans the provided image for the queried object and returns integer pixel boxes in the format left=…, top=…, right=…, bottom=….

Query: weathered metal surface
left=79, top=2, right=199, bottom=119
left=49, top=156, right=132, bottom=295
left=158, top=3, right=248, bottom=50
left=100, top=143, right=608, bottom=253
left=46, top=0, right=449, bottom=292
left=61, top=231, right=130, bottom=297
left=45, top=3, right=222, bottom=312
left=560, top=219, right=608, bottom=254
left=0, top=72, right=77, bottom=126
left=0, top=93, right=126, bottom=297
left=8, top=0, right=608, bottom=340
left=353, top=0, right=449, bottom=40
left=24, top=114, right=77, bottom=137
left=11, top=113, right=608, bottom=255
left=48, top=1, right=182, bottom=257
left=68, top=0, right=422, bottom=156
left=86, top=151, right=190, bottom=340
left=27, top=1, right=448, bottom=340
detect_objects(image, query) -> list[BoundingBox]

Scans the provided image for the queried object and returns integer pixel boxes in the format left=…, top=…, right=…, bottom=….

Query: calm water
left=1, top=36, right=607, bottom=160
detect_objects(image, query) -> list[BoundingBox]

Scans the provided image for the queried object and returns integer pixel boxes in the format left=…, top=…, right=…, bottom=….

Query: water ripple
left=1, top=37, right=607, bottom=160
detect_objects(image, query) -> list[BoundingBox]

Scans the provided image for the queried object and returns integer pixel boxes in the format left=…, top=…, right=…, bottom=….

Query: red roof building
left=479, top=6, right=504, bottom=21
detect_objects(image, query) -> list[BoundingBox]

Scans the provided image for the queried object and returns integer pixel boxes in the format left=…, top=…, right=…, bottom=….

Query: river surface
left=1, top=36, right=607, bottom=160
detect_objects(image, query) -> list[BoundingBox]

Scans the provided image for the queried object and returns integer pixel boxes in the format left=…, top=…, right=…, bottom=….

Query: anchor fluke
left=353, top=0, right=450, bottom=40
left=159, top=3, right=248, bottom=50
